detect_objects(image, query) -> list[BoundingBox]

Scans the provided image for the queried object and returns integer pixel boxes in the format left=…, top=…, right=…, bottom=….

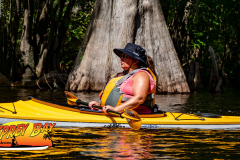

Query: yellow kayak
left=0, top=97, right=240, bottom=129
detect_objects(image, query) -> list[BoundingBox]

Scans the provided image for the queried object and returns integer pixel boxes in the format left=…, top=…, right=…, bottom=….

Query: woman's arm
left=102, top=71, right=150, bottom=113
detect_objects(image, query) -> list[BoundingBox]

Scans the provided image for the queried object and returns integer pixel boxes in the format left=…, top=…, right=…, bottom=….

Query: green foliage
left=61, top=0, right=94, bottom=72
left=1, top=0, right=239, bottom=86
left=162, top=0, right=240, bottom=86
left=0, top=0, right=95, bottom=80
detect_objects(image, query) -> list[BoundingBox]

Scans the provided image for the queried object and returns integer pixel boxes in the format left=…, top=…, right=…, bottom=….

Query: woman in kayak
left=89, top=43, right=158, bottom=114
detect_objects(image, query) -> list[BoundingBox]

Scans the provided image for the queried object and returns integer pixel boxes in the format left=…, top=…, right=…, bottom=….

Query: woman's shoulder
left=133, top=70, right=150, bottom=79
left=132, top=69, right=155, bottom=84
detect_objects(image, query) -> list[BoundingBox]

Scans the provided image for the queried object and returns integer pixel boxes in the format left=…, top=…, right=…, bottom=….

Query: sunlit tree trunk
left=19, top=0, right=35, bottom=81
left=66, top=0, right=190, bottom=94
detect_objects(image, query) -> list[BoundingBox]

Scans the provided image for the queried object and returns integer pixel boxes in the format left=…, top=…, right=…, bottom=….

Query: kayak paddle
left=64, top=91, right=142, bottom=130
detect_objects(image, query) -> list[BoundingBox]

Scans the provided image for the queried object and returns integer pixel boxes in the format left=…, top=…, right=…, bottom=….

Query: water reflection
left=155, top=94, right=190, bottom=113
left=0, top=127, right=240, bottom=159
left=0, top=87, right=240, bottom=159
left=1, top=86, right=240, bottom=116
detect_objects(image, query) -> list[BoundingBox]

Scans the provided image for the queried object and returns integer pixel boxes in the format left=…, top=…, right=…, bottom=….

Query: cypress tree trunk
left=0, top=7, right=3, bottom=71
left=10, top=0, right=21, bottom=79
left=188, top=61, right=195, bottom=90
left=7, top=0, right=13, bottom=75
left=169, top=0, right=192, bottom=65
left=194, top=62, right=203, bottom=89
left=35, top=0, right=55, bottom=77
left=19, top=0, right=35, bottom=81
left=1, top=2, right=10, bottom=76
left=208, top=46, right=220, bottom=92
left=53, top=0, right=76, bottom=72
left=66, top=0, right=190, bottom=94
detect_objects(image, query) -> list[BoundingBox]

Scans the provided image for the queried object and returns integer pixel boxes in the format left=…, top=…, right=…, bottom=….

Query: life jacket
left=99, top=68, right=156, bottom=110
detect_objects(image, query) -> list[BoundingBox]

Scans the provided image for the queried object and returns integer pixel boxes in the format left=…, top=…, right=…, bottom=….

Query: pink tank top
left=120, top=70, right=155, bottom=114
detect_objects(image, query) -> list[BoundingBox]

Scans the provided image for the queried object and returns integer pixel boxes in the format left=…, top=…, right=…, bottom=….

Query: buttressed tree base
left=66, top=0, right=190, bottom=94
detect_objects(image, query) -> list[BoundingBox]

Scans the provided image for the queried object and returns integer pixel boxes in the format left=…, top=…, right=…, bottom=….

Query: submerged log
left=37, top=70, right=68, bottom=89
left=10, top=81, right=37, bottom=87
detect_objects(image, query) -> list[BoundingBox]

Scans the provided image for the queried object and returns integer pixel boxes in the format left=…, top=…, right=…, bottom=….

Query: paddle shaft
left=65, top=91, right=141, bottom=129
left=76, top=99, right=122, bottom=116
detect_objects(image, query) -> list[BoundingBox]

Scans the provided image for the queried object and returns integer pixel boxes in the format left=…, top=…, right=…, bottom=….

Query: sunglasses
left=120, top=53, right=129, bottom=60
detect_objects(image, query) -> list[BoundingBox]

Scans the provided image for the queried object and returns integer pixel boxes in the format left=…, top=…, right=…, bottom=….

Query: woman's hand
left=102, top=105, right=117, bottom=114
left=88, top=101, right=100, bottom=110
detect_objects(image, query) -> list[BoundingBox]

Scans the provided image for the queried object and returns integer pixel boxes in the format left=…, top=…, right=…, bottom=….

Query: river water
left=0, top=87, right=240, bottom=159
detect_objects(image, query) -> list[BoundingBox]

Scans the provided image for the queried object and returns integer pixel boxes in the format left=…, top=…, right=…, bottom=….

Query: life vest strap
left=116, top=68, right=148, bottom=86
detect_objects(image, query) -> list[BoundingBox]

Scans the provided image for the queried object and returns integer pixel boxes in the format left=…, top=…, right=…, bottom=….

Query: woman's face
left=120, top=53, right=134, bottom=70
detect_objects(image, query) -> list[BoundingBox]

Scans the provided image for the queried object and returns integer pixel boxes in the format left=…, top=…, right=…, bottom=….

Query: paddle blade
left=64, top=91, right=78, bottom=105
left=64, top=91, right=78, bottom=99
left=67, top=98, right=78, bottom=105
left=123, top=109, right=141, bottom=130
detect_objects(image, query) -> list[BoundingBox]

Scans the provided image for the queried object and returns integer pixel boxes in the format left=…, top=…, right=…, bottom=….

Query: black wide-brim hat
left=113, top=43, right=147, bottom=66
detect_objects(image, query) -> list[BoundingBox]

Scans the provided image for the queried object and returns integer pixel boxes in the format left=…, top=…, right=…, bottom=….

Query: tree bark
left=215, top=77, right=222, bottom=92
left=0, top=5, right=3, bottom=70
left=35, top=0, right=51, bottom=48
left=35, top=0, right=55, bottom=78
left=194, top=62, right=203, bottom=89
left=187, top=61, right=203, bottom=91
left=208, top=46, right=220, bottom=92
left=188, top=61, right=195, bottom=90
left=7, top=0, right=12, bottom=74
left=35, top=0, right=66, bottom=77
left=53, top=0, right=76, bottom=72
left=20, top=0, right=35, bottom=81
left=0, top=14, right=3, bottom=70
left=169, top=0, right=191, bottom=65
left=1, top=2, right=9, bottom=75
left=10, top=0, right=21, bottom=79
left=66, top=0, right=190, bottom=94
